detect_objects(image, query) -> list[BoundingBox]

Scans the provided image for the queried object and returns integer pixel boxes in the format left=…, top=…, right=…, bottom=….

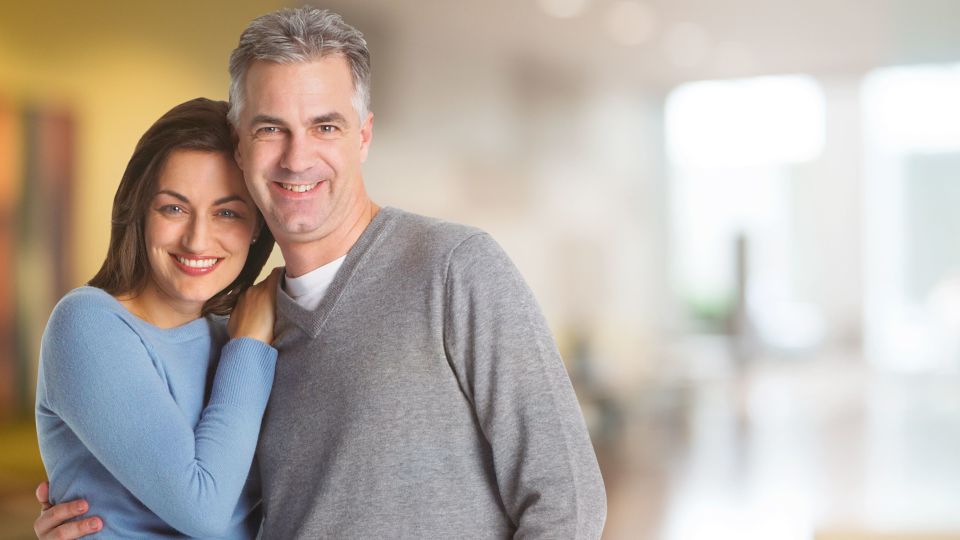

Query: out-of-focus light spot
left=665, top=75, right=825, bottom=166
left=928, top=276, right=960, bottom=331
left=536, top=0, right=589, bottom=19
left=664, top=22, right=710, bottom=69
left=863, top=63, right=960, bottom=153
left=604, top=1, right=659, bottom=47
left=752, top=301, right=826, bottom=350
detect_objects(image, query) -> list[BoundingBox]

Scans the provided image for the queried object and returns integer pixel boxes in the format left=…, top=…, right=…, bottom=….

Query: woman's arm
left=40, top=270, right=281, bottom=537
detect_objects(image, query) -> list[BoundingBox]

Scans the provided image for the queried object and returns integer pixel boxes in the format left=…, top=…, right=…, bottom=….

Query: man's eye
left=319, top=125, right=339, bottom=134
left=256, top=126, right=282, bottom=135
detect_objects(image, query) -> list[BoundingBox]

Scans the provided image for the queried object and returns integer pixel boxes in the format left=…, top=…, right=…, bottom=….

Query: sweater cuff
left=209, top=337, right=278, bottom=410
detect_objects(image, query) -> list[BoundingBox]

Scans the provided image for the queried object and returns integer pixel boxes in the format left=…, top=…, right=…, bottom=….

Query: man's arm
left=33, top=482, right=102, bottom=539
left=443, top=233, right=607, bottom=538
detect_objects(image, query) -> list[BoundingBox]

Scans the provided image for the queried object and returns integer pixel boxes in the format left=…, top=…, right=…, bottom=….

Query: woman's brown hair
left=89, top=98, right=274, bottom=316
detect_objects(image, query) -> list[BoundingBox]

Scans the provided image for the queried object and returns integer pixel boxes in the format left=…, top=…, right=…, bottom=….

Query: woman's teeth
left=176, top=256, right=219, bottom=268
left=280, top=182, right=319, bottom=193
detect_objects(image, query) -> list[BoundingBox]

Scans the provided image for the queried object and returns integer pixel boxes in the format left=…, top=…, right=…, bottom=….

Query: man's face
left=234, top=56, right=373, bottom=246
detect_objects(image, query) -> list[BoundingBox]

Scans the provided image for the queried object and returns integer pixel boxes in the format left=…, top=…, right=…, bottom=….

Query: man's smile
left=277, top=181, right=320, bottom=193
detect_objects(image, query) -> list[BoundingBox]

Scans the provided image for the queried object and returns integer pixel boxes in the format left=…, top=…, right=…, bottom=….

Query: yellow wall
left=0, top=1, right=287, bottom=287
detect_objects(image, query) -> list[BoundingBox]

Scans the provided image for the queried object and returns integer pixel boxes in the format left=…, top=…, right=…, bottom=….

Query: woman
left=33, top=97, right=280, bottom=538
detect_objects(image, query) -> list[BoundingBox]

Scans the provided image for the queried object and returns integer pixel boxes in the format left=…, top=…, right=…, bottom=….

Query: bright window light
left=862, top=62, right=960, bottom=370
left=666, top=75, right=825, bottom=167
left=666, top=75, right=827, bottom=348
left=862, top=64, right=960, bottom=153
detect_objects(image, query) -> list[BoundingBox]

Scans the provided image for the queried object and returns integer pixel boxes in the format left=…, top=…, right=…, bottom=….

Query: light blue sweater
left=36, top=286, right=277, bottom=538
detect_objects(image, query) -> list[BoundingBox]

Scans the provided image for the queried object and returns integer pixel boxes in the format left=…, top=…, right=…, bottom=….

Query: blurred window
left=665, top=76, right=826, bottom=349
left=863, top=64, right=960, bottom=370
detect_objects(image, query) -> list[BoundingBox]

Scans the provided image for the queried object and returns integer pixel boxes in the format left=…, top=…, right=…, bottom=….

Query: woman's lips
left=170, top=254, right=223, bottom=276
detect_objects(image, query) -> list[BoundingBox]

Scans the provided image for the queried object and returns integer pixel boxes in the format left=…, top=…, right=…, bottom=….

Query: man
left=35, top=7, right=606, bottom=538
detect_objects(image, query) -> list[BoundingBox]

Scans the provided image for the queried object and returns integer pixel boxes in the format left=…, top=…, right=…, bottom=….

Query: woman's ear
left=251, top=216, right=264, bottom=244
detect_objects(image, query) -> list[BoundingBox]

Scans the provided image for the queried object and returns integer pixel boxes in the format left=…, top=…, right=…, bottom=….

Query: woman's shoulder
left=41, top=287, right=142, bottom=373
left=45, top=286, right=137, bottom=341
left=52, top=286, right=125, bottom=320
left=61, top=285, right=120, bottom=304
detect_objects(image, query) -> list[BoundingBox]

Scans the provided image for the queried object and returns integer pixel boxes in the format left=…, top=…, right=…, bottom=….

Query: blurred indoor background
left=3, top=1, right=960, bottom=538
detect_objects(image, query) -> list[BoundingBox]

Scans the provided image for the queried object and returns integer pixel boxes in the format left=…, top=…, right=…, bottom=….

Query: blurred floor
left=3, top=348, right=960, bottom=539
left=597, top=341, right=960, bottom=540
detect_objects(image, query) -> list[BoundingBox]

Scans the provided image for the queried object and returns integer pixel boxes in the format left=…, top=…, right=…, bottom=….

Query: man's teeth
left=280, top=182, right=319, bottom=193
left=177, top=257, right=219, bottom=268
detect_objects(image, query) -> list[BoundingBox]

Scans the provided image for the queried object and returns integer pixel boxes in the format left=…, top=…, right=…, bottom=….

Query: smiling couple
left=33, top=7, right=606, bottom=539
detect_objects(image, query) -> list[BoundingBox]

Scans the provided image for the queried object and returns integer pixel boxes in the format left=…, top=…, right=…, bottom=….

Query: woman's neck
left=116, top=287, right=203, bottom=329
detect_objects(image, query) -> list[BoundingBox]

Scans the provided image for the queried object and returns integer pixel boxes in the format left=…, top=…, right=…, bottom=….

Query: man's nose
left=280, top=132, right=316, bottom=173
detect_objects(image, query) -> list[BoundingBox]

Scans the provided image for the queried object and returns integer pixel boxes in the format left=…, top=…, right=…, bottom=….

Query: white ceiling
left=319, top=0, right=960, bottom=87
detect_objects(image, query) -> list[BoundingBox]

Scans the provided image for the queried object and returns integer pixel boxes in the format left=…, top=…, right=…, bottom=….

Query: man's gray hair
left=228, top=7, right=371, bottom=126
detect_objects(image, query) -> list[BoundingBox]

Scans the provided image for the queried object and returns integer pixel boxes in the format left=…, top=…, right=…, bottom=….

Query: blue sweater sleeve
left=40, top=294, right=277, bottom=537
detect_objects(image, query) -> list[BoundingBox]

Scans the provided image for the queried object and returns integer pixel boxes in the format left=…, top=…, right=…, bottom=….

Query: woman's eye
left=159, top=204, right=185, bottom=215
left=217, top=209, right=241, bottom=219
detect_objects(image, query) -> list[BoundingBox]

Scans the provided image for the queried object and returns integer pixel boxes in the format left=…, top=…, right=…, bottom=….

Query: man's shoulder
left=379, top=208, right=520, bottom=278
left=385, top=207, right=487, bottom=248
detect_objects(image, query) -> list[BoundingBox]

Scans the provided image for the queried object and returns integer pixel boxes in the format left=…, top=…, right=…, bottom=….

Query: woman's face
left=142, top=149, right=258, bottom=316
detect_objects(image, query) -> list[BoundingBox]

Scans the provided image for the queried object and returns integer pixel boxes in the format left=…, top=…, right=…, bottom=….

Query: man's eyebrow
left=311, top=112, right=348, bottom=125
left=250, top=114, right=287, bottom=126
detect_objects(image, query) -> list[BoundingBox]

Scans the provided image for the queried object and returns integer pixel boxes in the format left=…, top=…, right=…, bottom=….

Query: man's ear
left=232, top=127, right=244, bottom=170
left=359, top=112, right=374, bottom=163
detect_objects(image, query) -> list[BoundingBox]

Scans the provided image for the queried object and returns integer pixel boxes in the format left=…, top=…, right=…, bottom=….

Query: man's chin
left=272, top=221, right=326, bottom=243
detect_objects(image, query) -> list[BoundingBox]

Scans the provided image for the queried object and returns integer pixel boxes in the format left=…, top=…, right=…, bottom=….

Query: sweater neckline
left=80, top=286, right=214, bottom=342
left=277, top=206, right=399, bottom=338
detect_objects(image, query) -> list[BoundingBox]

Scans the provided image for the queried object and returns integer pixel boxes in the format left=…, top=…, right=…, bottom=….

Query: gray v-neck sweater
left=257, top=208, right=606, bottom=539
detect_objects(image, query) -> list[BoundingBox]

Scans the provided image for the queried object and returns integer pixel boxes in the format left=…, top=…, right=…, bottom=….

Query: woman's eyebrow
left=155, top=191, right=248, bottom=207
left=213, top=195, right=248, bottom=206
left=155, top=189, right=189, bottom=203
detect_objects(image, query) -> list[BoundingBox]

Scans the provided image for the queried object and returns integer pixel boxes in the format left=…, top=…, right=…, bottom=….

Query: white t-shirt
left=282, top=255, right=347, bottom=311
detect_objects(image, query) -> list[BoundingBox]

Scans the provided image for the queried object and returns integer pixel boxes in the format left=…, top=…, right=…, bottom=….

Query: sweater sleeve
left=442, top=233, right=607, bottom=539
left=40, top=295, right=277, bottom=538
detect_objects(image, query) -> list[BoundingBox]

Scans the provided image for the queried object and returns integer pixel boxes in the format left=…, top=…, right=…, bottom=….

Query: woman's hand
left=227, top=267, right=283, bottom=344
left=34, top=481, right=102, bottom=539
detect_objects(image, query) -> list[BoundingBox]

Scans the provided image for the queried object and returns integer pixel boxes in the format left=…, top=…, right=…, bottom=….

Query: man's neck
left=280, top=201, right=380, bottom=278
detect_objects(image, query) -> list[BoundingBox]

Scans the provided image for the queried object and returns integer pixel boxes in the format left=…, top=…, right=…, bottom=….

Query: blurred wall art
left=0, top=97, right=74, bottom=419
